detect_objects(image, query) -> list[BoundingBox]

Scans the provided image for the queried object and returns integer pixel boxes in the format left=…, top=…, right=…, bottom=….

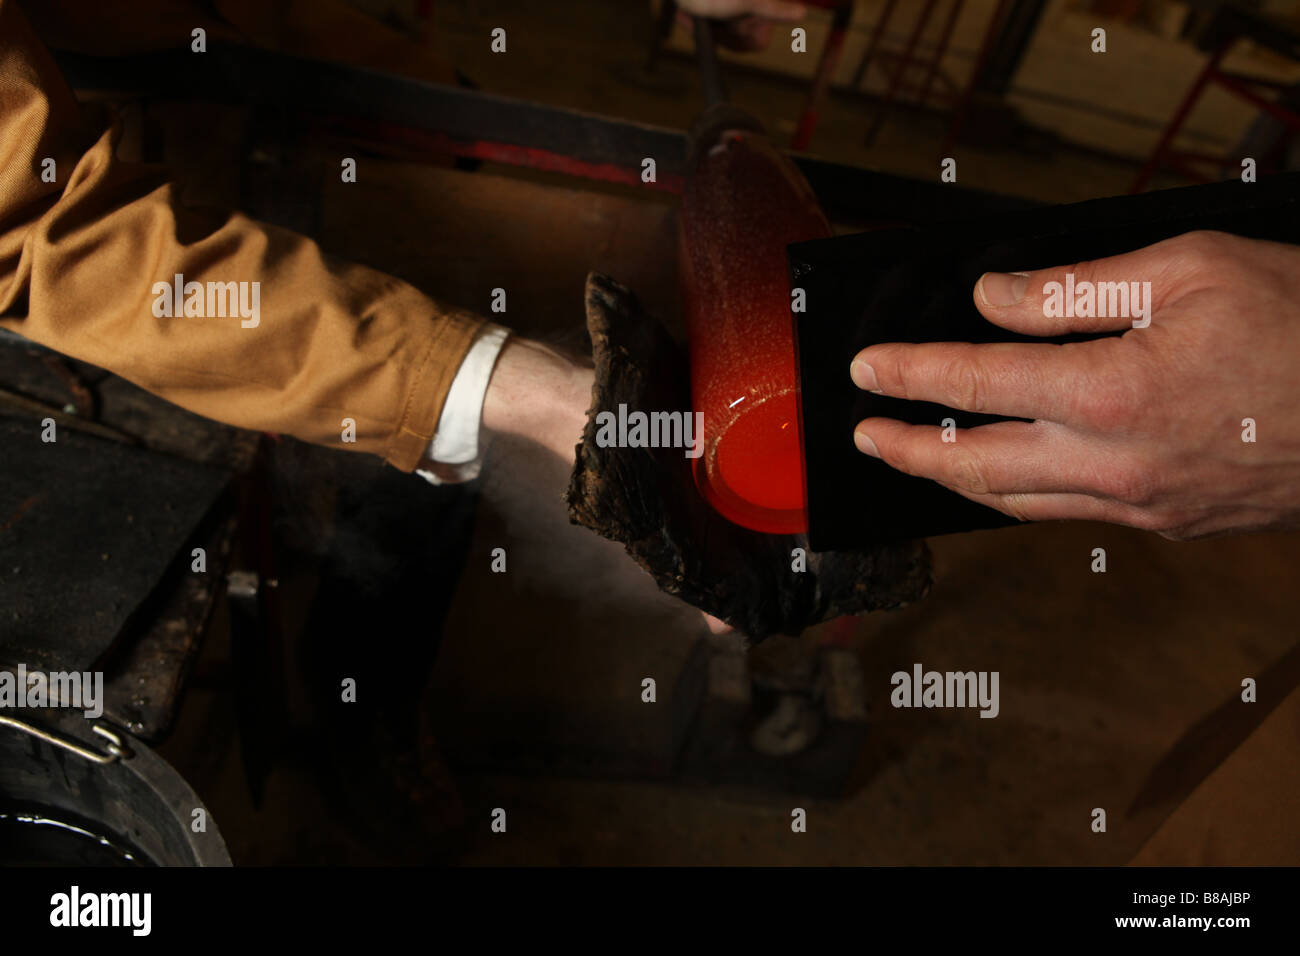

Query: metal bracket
left=0, top=715, right=130, bottom=765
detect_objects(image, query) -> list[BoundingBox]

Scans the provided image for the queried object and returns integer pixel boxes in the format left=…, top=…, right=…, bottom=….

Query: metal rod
left=693, top=17, right=728, bottom=107
left=0, top=715, right=128, bottom=765
left=54, top=43, right=1035, bottom=222
left=792, top=1, right=855, bottom=151
left=647, top=0, right=679, bottom=73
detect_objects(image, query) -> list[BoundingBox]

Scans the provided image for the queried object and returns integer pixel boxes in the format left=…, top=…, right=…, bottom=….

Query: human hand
left=849, top=231, right=1300, bottom=540
left=674, top=0, right=807, bottom=51
left=675, top=0, right=807, bottom=19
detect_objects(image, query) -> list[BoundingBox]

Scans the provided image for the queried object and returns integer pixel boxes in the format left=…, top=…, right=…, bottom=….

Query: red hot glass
left=680, top=128, right=831, bottom=534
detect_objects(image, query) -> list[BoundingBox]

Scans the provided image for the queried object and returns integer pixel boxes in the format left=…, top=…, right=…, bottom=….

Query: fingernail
left=850, top=358, right=878, bottom=391
left=977, top=272, right=1028, bottom=307
left=854, top=429, right=879, bottom=457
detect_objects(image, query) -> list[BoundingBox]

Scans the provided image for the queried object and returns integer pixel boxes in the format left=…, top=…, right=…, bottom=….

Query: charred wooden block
left=566, top=273, right=931, bottom=641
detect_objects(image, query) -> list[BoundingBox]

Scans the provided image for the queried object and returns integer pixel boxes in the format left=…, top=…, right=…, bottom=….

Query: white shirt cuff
left=416, top=323, right=510, bottom=485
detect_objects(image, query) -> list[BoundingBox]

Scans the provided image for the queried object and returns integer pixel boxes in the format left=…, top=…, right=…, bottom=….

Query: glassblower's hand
left=673, top=0, right=807, bottom=52
left=675, top=0, right=808, bottom=19
left=850, top=231, right=1300, bottom=540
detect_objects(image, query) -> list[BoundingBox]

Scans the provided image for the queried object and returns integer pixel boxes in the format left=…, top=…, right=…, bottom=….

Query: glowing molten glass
left=680, top=130, right=831, bottom=534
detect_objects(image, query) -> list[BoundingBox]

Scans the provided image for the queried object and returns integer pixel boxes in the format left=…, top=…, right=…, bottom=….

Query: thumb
left=971, top=234, right=1214, bottom=335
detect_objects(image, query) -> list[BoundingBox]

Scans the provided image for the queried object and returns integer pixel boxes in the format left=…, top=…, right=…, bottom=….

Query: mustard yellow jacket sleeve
left=0, top=0, right=484, bottom=471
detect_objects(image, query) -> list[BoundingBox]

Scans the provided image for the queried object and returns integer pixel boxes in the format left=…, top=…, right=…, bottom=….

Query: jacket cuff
left=384, top=306, right=485, bottom=472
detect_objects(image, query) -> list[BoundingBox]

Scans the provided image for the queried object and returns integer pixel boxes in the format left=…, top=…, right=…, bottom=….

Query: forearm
left=482, top=338, right=595, bottom=462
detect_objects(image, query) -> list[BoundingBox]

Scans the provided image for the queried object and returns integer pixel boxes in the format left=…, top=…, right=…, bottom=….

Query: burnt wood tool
left=566, top=274, right=931, bottom=640
left=566, top=20, right=932, bottom=638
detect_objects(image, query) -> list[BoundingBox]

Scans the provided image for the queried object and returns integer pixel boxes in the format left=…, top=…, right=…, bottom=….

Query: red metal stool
left=1131, top=5, right=1300, bottom=192
left=796, top=0, right=1015, bottom=153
